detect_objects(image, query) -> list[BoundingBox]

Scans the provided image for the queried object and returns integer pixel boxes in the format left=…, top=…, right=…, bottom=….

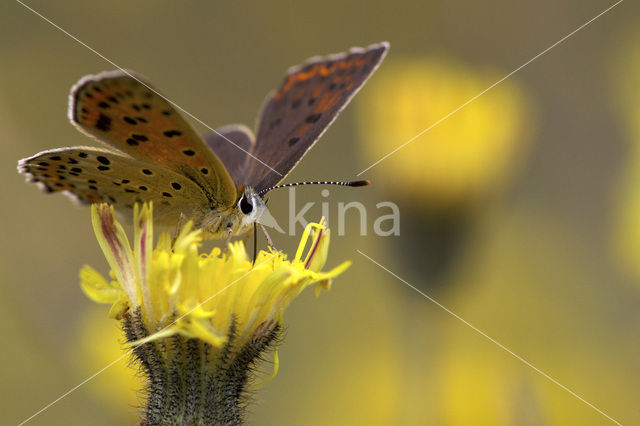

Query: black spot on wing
left=163, top=130, right=182, bottom=138
left=305, top=113, right=322, bottom=123
left=95, top=114, right=112, bottom=132
left=97, top=156, right=110, bottom=165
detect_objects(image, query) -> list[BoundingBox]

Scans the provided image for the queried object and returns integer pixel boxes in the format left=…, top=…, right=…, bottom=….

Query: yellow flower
left=357, top=58, right=531, bottom=209
left=610, top=30, right=640, bottom=287
left=80, top=203, right=349, bottom=424
left=431, top=209, right=639, bottom=425
left=82, top=203, right=348, bottom=349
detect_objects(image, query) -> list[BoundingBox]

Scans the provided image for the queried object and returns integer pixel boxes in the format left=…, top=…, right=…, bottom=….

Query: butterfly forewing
left=245, top=42, right=389, bottom=193
left=69, top=71, right=237, bottom=209
left=18, top=147, right=211, bottom=227
left=204, top=124, right=255, bottom=186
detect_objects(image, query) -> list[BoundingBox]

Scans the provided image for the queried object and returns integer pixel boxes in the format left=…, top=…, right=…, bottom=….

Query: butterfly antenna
left=257, top=180, right=370, bottom=197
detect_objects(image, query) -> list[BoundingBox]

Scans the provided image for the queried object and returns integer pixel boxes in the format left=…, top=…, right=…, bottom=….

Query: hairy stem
left=123, top=309, right=279, bottom=426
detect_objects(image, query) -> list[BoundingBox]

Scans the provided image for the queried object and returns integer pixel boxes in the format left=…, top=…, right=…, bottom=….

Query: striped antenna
left=258, top=180, right=370, bottom=197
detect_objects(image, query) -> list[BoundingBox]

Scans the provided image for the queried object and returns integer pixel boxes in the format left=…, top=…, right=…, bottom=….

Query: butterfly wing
left=203, top=124, right=255, bottom=186
left=18, top=147, right=212, bottom=227
left=69, top=70, right=237, bottom=209
left=244, top=42, right=389, bottom=193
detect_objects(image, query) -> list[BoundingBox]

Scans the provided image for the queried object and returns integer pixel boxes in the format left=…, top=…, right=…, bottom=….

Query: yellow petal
left=90, top=204, right=138, bottom=307
left=305, top=223, right=330, bottom=272
left=79, top=265, right=123, bottom=304
left=133, top=203, right=154, bottom=324
left=107, top=295, right=130, bottom=320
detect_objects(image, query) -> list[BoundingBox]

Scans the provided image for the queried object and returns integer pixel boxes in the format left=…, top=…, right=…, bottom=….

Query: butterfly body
left=18, top=42, right=389, bottom=238
left=197, top=186, right=267, bottom=239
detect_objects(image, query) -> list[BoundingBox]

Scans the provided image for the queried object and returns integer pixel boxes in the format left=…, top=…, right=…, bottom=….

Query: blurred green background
left=2, top=1, right=640, bottom=424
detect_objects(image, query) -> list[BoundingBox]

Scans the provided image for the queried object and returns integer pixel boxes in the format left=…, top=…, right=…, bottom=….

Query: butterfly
left=18, top=42, right=389, bottom=239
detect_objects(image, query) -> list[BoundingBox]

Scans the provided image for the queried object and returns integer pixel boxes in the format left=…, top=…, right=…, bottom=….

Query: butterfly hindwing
left=245, top=42, right=389, bottom=193
left=203, top=124, right=255, bottom=186
left=18, top=147, right=212, bottom=226
left=69, top=70, right=237, bottom=209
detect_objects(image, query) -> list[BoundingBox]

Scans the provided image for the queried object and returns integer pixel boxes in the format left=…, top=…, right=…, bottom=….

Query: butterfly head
left=198, top=187, right=267, bottom=238
left=236, top=186, right=267, bottom=230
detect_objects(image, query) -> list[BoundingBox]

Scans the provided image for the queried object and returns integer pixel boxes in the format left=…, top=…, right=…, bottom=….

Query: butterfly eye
left=240, top=195, right=253, bottom=215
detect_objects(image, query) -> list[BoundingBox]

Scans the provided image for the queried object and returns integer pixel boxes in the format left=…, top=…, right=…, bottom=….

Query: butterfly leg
left=223, top=227, right=233, bottom=249
left=259, top=223, right=277, bottom=251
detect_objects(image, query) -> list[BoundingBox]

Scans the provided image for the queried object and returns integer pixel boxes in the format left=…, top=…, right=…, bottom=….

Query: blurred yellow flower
left=75, top=306, right=141, bottom=423
left=431, top=208, right=638, bottom=425
left=611, top=30, right=640, bottom=287
left=357, top=58, right=532, bottom=209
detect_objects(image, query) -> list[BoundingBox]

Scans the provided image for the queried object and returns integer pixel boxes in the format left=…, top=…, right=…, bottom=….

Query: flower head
left=81, top=203, right=349, bottom=424
left=357, top=58, right=531, bottom=209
